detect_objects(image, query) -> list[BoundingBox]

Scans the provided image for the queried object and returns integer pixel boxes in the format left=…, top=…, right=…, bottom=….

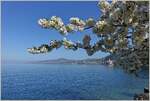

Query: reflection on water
left=1, top=64, right=149, bottom=100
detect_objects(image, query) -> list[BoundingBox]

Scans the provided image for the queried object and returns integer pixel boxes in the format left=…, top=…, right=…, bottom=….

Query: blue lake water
left=1, top=63, right=149, bottom=100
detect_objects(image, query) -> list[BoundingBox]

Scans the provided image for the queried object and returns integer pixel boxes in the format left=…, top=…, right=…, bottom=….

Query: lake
left=1, top=63, right=149, bottom=100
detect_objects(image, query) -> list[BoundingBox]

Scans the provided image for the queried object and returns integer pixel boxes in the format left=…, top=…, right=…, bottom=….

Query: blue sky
left=2, top=1, right=110, bottom=62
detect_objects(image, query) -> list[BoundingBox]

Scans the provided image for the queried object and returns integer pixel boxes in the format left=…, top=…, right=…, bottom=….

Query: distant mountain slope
left=27, top=58, right=103, bottom=65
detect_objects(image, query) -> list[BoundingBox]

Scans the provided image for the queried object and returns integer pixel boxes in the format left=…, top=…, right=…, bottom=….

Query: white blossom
left=40, top=46, right=48, bottom=53
left=109, top=7, right=122, bottom=21
left=77, top=26, right=84, bottom=31
left=70, top=17, right=86, bottom=26
left=50, top=16, right=64, bottom=29
left=63, top=38, right=74, bottom=49
left=49, top=20, right=55, bottom=27
left=59, top=26, right=68, bottom=35
left=86, top=18, right=95, bottom=27
left=38, top=19, right=49, bottom=28
left=98, top=0, right=110, bottom=11
left=65, top=24, right=75, bottom=32
left=94, top=20, right=107, bottom=34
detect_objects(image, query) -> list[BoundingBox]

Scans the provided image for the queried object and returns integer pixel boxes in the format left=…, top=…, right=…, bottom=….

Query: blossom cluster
left=98, top=0, right=110, bottom=13
left=38, top=16, right=96, bottom=35
left=28, top=35, right=115, bottom=56
left=95, top=0, right=149, bottom=46
left=38, top=16, right=67, bottom=35
left=93, top=20, right=108, bottom=35
left=27, top=44, right=50, bottom=54
left=69, top=17, right=86, bottom=31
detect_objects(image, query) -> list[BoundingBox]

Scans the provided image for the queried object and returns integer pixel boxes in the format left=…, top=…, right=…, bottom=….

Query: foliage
left=27, top=0, right=149, bottom=72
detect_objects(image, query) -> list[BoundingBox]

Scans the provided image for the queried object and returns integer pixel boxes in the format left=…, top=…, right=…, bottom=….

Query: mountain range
left=27, top=58, right=104, bottom=65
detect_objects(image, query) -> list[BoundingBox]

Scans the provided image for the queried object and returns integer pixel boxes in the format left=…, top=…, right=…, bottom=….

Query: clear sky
left=2, top=1, right=110, bottom=62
